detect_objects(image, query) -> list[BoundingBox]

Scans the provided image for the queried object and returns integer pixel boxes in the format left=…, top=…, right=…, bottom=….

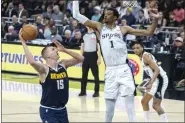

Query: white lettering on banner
left=2, top=80, right=42, bottom=96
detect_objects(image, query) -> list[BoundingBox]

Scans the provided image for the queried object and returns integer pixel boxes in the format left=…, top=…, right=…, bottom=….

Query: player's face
left=104, top=10, right=115, bottom=23
left=132, top=44, right=143, bottom=56
left=46, top=46, right=60, bottom=60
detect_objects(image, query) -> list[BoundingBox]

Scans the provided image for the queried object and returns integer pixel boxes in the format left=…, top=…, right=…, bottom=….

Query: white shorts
left=104, top=64, right=136, bottom=99
left=148, top=74, right=168, bottom=99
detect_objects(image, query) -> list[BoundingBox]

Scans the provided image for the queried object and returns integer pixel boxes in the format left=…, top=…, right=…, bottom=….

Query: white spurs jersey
left=100, top=25, right=128, bottom=66
left=142, top=52, right=166, bottom=79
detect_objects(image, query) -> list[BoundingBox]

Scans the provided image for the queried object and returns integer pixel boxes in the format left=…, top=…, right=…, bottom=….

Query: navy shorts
left=40, top=106, right=69, bottom=123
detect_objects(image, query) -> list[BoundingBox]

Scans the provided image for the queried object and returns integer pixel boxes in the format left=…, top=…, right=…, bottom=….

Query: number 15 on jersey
left=57, top=80, right=64, bottom=90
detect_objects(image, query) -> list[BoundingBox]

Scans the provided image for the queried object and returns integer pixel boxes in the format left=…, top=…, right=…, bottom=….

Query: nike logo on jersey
left=102, top=33, right=121, bottom=39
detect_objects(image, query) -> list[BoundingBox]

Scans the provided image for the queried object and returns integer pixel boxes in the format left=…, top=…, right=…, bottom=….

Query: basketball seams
left=22, top=24, right=38, bottom=40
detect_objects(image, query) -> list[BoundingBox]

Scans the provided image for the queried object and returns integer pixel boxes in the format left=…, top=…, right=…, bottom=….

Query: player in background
left=73, top=1, right=161, bottom=122
left=19, top=29, right=84, bottom=123
left=132, top=41, right=168, bottom=122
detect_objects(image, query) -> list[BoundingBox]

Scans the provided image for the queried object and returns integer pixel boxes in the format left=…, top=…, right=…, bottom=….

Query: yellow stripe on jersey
left=50, top=72, right=67, bottom=79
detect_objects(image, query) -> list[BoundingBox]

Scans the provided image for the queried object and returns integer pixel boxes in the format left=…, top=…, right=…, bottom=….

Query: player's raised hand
left=53, top=40, right=66, bottom=52
left=149, top=9, right=161, bottom=20
left=19, top=28, right=26, bottom=43
left=148, top=0, right=161, bottom=20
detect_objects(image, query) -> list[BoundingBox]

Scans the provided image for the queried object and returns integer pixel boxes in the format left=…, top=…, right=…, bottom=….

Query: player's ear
left=114, top=16, right=117, bottom=21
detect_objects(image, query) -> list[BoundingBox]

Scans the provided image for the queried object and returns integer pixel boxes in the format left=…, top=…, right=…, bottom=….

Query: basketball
left=22, top=24, right=38, bottom=41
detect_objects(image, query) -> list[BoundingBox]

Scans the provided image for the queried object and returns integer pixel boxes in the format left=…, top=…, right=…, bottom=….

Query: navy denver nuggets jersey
left=40, top=64, right=69, bottom=108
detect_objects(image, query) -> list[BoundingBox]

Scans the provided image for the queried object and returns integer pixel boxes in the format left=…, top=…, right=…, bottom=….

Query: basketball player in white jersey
left=132, top=41, right=168, bottom=122
left=73, top=1, right=161, bottom=122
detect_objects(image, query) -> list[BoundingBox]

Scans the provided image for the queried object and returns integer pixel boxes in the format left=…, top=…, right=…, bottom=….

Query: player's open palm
left=53, top=40, right=66, bottom=52
left=19, top=28, right=26, bottom=43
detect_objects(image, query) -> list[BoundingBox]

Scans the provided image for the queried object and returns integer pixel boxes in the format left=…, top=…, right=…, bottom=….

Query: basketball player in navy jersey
left=73, top=1, right=161, bottom=122
left=132, top=41, right=168, bottom=122
left=19, top=29, right=84, bottom=123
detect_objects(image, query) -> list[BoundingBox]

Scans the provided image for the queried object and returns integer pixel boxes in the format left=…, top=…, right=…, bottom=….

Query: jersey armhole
left=40, top=66, right=49, bottom=84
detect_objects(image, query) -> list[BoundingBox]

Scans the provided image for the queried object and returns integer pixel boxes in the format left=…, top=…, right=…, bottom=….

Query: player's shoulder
left=58, top=61, right=67, bottom=70
left=119, top=26, right=130, bottom=35
left=143, top=52, right=154, bottom=62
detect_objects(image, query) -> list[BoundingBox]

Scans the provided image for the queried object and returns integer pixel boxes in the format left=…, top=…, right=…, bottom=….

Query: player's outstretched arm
left=19, top=29, right=47, bottom=74
left=53, top=40, right=84, bottom=68
left=143, top=54, right=160, bottom=85
left=72, top=1, right=102, bottom=31
left=121, top=11, right=161, bottom=36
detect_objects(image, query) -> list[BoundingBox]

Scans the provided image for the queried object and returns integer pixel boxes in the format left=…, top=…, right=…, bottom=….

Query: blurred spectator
left=42, top=5, right=53, bottom=19
left=79, top=0, right=89, bottom=8
left=166, top=12, right=176, bottom=27
left=51, top=5, right=64, bottom=24
left=136, top=9, right=149, bottom=26
left=157, top=12, right=167, bottom=27
left=2, top=1, right=9, bottom=17
left=70, top=30, right=83, bottom=48
left=33, top=0, right=43, bottom=14
left=179, top=24, right=185, bottom=32
left=43, top=16, right=53, bottom=40
left=86, top=2, right=94, bottom=19
left=5, top=2, right=18, bottom=18
left=1, top=19, right=8, bottom=38
left=92, top=0, right=98, bottom=8
left=131, top=1, right=142, bottom=21
left=18, top=3, right=28, bottom=22
left=116, top=1, right=127, bottom=18
left=80, top=7, right=87, bottom=16
left=4, top=26, right=18, bottom=41
left=35, top=16, right=44, bottom=32
left=58, top=0, right=65, bottom=12
left=143, top=1, right=150, bottom=19
left=62, top=30, right=72, bottom=46
left=91, top=6, right=101, bottom=22
left=179, top=31, right=185, bottom=41
left=52, top=26, right=63, bottom=42
left=21, top=15, right=29, bottom=27
left=11, top=15, right=21, bottom=33
left=59, top=18, right=72, bottom=36
left=70, top=19, right=86, bottom=38
left=120, top=19, right=127, bottom=26
left=110, top=0, right=117, bottom=9
left=171, top=37, right=185, bottom=81
left=100, top=0, right=110, bottom=10
left=122, top=8, right=136, bottom=26
left=173, top=2, right=185, bottom=26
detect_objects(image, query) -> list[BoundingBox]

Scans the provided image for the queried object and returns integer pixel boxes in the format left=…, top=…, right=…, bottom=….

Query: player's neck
left=105, top=22, right=116, bottom=29
left=139, top=53, right=143, bottom=59
left=46, top=59, right=58, bottom=69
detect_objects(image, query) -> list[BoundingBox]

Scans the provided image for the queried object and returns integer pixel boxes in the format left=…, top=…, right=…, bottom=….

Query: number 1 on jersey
left=110, top=41, right=114, bottom=48
left=57, top=80, right=64, bottom=90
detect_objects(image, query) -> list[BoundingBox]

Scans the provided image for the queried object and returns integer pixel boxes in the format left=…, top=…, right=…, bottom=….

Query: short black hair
left=131, top=40, right=144, bottom=49
left=106, top=7, right=119, bottom=20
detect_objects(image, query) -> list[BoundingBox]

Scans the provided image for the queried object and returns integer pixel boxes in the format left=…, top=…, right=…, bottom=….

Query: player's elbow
left=79, top=56, right=84, bottom=62
left=145, top=31, right=153, bottom=36
left=29, top=61, right=36, bottom=66
left=155, top=67, right=160, bottom=75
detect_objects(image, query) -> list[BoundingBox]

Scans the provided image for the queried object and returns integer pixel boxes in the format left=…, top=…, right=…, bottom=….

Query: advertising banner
left=2, top=43, right=142, bottom=84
